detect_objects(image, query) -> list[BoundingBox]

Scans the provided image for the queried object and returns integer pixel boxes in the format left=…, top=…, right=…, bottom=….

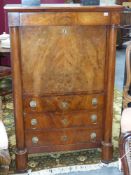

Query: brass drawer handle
left=92, top=98, right=98, bottom=106
left=31, top=119, right=38, bottom=126
left=90, top=132, right=97, bottom=140
left=59, top=101, right=69, bottom=110
left=32, top=137, right=39, bottom=144
left=29, top=100, right=37, bottom=108
left=90, top=114, right=97, bottom=123
left=61, top=135, right=68, bottom=142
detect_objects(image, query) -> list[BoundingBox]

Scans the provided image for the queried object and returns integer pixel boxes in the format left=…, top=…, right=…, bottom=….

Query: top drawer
left=20, top=11, right=120, bottom=26
left=20, top=12, right=112, bottom=26
left=23, top=93, right=104, bottom=113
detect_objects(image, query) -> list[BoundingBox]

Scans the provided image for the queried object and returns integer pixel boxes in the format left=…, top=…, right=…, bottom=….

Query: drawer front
left=20, top=12, right=111, bottom=26
left=25, top=128, right=102, bottom=147
left=23, top=94, right=104, bottom=113
left=24, top=111, right=103, bottom=129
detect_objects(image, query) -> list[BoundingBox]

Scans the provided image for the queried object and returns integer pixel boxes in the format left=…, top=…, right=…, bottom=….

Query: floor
left=14, top=162, right=124, bottom=175
left=60, top=167, right=123, bottom=175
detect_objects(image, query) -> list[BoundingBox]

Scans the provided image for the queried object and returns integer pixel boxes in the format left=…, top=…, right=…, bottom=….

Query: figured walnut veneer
left=5, top=4, right=123, bottom=173
left=25, top=128, right=102, bottom=153
left=21, top=26, right=106, bottom=95
left=23, top=94, right=104, bottom=112
left=24, top=110, right=103, bottom=129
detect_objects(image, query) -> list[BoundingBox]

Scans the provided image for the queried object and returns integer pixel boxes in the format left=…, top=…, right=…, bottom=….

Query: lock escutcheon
left=62, top=28, right=68, bottom=35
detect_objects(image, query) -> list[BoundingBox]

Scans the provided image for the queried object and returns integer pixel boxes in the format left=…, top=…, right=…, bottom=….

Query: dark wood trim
left=101, top=25, right=117, bottom=162
left=10, top=27, right=27, bottom=172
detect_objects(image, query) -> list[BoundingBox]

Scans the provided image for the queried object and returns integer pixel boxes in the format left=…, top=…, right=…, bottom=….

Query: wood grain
left=6, top=4, right=123, bottom=171
left=25, top=128, right=102, bottom=148
left=20, top=12, right=111, bottom=26
left=101, top=25, right=117, bottom=163
left=21, top=26, right=106, bottom=95
left=23, top=94, right=104, bottom=113
left=10, top=27, right=27, bottom=172
left=24, top=110, right=103, bottom=129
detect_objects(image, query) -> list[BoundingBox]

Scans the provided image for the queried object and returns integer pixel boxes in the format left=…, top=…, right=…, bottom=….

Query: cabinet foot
left=101, top=141, right=113, bottom=163
left=15, top=149, right=28, bottom=173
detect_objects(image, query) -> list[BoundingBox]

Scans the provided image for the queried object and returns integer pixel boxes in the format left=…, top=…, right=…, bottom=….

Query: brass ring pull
left=90, top=114, right=97, bottom=123
left=32, top=137, right=39, bottom=144
left=31, top=119, right=38, bottom=126
left=90, top=132, right=97, bottom=140
left=92, top=98, right=98, bottom=106
left=30, top=100, right=37, bottom=108
left=59, top=101, right=69, bottom=110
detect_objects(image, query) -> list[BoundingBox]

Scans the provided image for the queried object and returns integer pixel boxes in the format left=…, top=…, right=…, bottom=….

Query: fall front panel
left=20, top=26, right=107, bottom=95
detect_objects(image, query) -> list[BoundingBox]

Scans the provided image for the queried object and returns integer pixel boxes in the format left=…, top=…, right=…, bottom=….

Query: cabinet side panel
left=20, top=26, right=106, bottom=95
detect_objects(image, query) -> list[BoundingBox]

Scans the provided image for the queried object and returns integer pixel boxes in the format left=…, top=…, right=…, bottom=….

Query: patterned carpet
left=1, top=88, right=122, bottom=174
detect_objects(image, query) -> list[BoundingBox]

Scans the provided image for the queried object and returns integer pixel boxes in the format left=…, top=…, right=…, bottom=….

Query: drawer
left=23, top=94, right=104, bottom=113
left=20, top=12, right=111, bottom=26
left=25, top=128, right=102, bottom=147
left=24, top=111, right=103, bottom=129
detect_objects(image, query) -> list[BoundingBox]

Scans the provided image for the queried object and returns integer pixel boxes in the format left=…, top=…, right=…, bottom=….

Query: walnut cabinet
left=5, top=4, right=123, bottom=172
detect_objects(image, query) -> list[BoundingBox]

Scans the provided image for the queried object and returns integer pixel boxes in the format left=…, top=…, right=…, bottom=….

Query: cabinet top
left=4, top=3, right=123, bottom=12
